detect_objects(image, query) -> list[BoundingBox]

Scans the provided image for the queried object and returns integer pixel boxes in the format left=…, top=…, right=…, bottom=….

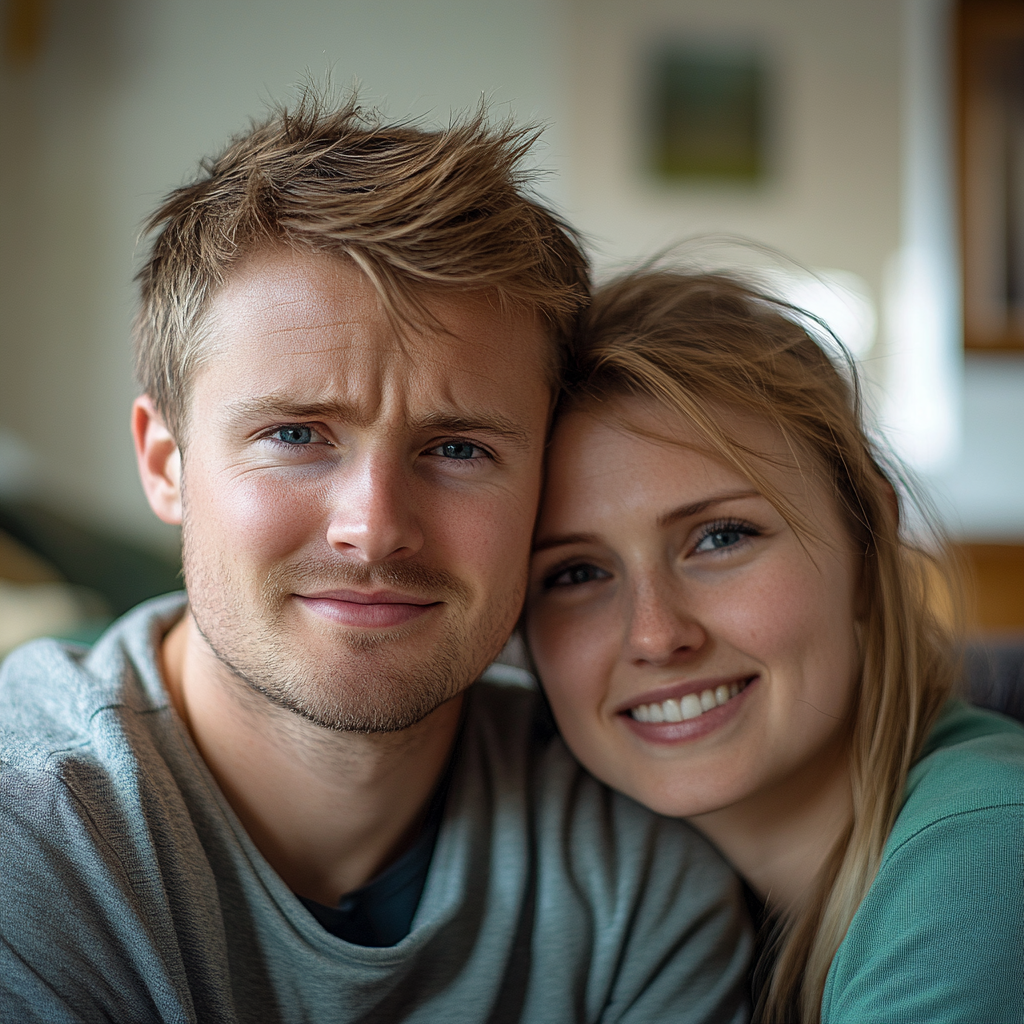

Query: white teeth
left=662, top=699, right=683, bottom=722
left=630, top=680, right=749, bottom=724
left=680, top=693, right=703, bottom=719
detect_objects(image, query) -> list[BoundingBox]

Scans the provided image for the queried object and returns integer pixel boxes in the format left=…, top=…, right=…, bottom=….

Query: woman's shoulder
left=891, top=699, right=1024, bottom=850
left=821, top=700, right=1024, bottom=1024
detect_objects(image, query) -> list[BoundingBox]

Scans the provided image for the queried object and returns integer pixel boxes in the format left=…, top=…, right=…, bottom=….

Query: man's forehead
left=191, top=247, right=554, bottom=426
left=205, top=247, right=546, bottom=362
left=209, top=248, right=377, bottom=339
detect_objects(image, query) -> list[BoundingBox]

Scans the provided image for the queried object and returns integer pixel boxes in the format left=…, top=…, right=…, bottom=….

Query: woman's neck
left=688, top=742, right=853, bottom=913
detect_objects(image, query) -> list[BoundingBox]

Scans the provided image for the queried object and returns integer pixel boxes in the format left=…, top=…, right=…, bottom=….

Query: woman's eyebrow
left=532, top=532, right=601, bottom=554
left=657, top=490, right=761, bottom=528
left=533, top=491, right=763, bottom=554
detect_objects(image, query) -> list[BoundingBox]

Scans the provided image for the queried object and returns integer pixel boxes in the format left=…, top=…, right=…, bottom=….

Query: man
left=0, top=93, right=751, bottom=1022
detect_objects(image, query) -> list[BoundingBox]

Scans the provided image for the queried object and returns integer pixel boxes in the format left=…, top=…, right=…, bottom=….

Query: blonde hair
left=133, top=87, right=589, bottom=439
left=568, top=270, right=958, bottom=1023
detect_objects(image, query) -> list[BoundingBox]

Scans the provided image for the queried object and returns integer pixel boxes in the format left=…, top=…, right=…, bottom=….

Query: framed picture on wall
left=958, top=0, right=1024, bottom=352
left=646, top=44, right=767, bottom=184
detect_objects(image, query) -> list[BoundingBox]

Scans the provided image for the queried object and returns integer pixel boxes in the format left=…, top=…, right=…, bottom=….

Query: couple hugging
left=2, top=91, right=1022, bottom=1024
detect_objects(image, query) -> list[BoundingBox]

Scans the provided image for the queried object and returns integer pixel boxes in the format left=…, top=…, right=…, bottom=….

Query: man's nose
left=622, top=576, right=707, bottom=667
left=324, top=450, right=425, bottom=562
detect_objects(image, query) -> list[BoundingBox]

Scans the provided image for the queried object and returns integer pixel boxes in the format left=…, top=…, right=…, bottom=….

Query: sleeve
left=821, top=804, right=1024, bottom=1024
left=0, top=764, right=199, bottom=1024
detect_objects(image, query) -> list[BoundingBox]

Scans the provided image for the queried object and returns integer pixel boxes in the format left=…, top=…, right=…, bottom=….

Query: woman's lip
left=613, top=674, right=758, bottom=715
left=295, top=593, right=440, bottom=628
left=620, top=678, right=757, bottom=745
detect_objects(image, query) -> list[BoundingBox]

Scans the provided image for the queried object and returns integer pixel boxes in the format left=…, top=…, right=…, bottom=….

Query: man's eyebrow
left=225, top=397, right=369, bottom=425
left=416, top=414, right=531, bottom=450
left=533, top=491, right=762, bottom=554
left=223, top=398, right=532, bottom=449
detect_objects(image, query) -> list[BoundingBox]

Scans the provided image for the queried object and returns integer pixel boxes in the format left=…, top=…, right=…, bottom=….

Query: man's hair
left=133, top=89, right=590, bottom=438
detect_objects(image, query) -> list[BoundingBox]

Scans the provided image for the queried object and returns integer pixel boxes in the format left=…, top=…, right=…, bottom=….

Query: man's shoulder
left=0, top=593, right=185, bottom=770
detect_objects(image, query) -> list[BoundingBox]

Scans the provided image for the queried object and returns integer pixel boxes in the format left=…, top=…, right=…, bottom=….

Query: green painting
left=649, top=46, right=766, bottom=182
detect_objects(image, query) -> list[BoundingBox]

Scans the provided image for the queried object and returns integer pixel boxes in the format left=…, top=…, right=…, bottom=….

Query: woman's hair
left=566, top=269, right=959, bottom=1023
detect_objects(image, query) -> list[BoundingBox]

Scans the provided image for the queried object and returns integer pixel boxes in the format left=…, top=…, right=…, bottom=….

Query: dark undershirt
left=297, top=766, right=451, bottom=947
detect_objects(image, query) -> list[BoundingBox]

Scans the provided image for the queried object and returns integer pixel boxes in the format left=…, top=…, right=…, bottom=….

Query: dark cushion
left=965, top=638, right=1024, bottom=724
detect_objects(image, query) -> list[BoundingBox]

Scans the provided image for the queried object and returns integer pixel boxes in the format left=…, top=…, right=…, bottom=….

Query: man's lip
left=295, top=591, right=441, bottom=629
left=614, top=674, right=759, bottom=715
left=298, top=589, right=437, bottom=606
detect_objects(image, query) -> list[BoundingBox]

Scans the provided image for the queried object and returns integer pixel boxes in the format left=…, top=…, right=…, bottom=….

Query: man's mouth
left=295, top=589, right=441, bottom=629
left=626, top=677, right=754, bottom=724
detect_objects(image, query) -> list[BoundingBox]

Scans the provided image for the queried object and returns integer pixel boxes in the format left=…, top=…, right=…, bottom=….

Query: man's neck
left=160, top=613, right=464, bottom=905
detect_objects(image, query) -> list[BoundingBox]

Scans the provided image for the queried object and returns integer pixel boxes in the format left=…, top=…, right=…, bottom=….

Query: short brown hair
left=133, top=89, right=590, bottom=438
left=567, top=269, right=957, bottom=1024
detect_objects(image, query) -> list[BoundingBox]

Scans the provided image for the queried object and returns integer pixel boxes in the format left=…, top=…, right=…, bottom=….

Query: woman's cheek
left=534, top=602, right=618, bottom=713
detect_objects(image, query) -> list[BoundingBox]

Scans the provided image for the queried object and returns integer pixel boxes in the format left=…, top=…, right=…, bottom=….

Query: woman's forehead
left=545, top=394, right=842, bottom=540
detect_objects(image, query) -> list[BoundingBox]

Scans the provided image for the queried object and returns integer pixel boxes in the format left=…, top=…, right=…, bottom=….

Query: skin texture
left=133, top=247, right=551, bottom=903
left=526, top=397, right=861, bottom=909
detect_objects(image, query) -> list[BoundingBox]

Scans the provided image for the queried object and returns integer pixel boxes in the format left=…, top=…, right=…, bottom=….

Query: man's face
left=176, top=248, right=551, bottom=732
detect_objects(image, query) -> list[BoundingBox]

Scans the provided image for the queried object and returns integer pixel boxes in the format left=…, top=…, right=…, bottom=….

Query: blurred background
left=0, top=0, right=1021, bottom=656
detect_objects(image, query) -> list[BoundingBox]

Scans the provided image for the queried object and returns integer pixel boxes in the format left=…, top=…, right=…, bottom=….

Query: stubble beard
left=181, top=528, right=519, bottom=734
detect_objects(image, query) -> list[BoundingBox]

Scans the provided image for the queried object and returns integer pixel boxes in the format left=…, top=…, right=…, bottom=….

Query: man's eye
left=274, top=426, right=315, bottom=445
left=544, top=563, right=611, bottom=589
left=431, top=442, right=485, bottom=460
left=692, top=522, right=758, bottom=554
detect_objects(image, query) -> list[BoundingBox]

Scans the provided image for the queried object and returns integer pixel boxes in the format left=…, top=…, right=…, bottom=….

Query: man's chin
left=203, top=624, right=478, bottom=734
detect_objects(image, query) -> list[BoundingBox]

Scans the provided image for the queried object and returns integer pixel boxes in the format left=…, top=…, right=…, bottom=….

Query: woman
left=525, top=270, right=1024, bottom=1023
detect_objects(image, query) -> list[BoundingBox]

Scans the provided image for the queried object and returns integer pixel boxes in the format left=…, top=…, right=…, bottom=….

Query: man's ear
left=132, top=395, right=182, bottom=525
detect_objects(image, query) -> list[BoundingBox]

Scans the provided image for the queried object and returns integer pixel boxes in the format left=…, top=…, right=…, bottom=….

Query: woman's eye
left=693, top=523, right=757, bottom=554
left=430, top=441, right=486, bottom=461
left=544, top=563, right=611, bottom=589
left=274, top=425, right=316, bottom=445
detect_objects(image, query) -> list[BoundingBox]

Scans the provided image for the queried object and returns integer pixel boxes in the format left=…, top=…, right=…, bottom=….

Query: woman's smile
left=621, top=674, right=755, bottom=742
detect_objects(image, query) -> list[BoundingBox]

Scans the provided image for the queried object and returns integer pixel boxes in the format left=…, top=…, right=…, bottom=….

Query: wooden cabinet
left=959, top=0, right=1024, bottom=351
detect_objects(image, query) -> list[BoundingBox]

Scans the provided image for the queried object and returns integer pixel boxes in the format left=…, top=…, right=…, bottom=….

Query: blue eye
left=432, top=442, right=484, bottom=460
left=544, top=563, right=611, bottom=589
left=693, top=521, right=759, bottom=554
left=275, top=426, right=314, bottom=445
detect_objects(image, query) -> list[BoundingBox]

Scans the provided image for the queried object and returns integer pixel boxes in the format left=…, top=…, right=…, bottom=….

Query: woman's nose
left=324, top=451, right=425, bottom=563
left=622, top=577, right=707, bottom=667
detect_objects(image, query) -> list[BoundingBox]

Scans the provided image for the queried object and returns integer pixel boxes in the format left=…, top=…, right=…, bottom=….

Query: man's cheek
left=448, top=501, right=533, bottom=587
left=196, top=472, right=318, bottom=559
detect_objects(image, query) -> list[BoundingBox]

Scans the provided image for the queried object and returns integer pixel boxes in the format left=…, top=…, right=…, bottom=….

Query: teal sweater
left=822, top=701, right=1024, bottom=1023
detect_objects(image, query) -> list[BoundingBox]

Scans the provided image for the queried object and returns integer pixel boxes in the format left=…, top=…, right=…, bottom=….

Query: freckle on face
left=180, top=249, right=553, bottom=732
left=526, top=398, right=861, bottom=819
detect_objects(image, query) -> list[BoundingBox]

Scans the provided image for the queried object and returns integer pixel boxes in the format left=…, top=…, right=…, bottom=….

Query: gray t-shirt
left=0, top=595, right=751, bottom=1024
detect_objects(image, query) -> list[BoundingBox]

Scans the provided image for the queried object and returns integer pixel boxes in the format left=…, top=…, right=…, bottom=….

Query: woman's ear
left=132, top=395, right=182, bottom=525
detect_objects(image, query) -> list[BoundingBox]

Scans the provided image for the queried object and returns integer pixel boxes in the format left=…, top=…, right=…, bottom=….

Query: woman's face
left=526, top=397, right=862, bottom=820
